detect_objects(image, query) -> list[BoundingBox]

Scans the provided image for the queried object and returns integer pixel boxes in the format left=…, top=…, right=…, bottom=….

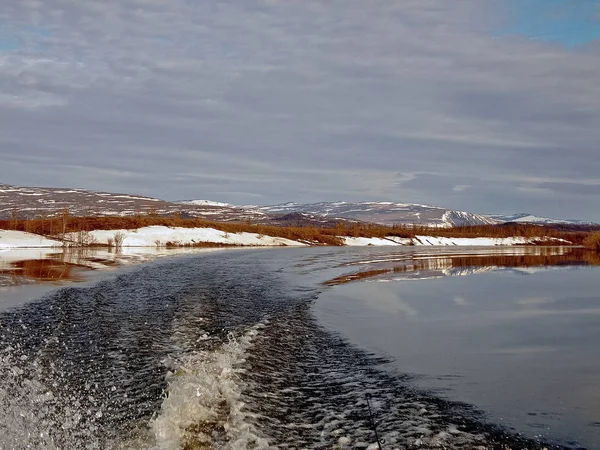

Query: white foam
left=0, top=349, right=106, bottom=449
left=150, top=325, right=273, bottom=449
left=0, top=323, right=273, bottom=450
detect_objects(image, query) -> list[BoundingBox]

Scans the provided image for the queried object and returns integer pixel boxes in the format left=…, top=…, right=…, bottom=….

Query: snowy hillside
left=177, top=199, right=233, bottom=207
left=0, top=184, right=268, bottom=222
left=487, top=213, right=595, bottom=226
left=2, top=183, right=593, bottom=227
left=260, top=201, right=499, bottom=227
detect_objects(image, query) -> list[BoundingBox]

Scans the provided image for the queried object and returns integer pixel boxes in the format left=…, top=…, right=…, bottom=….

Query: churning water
left=0, top=246, right=598, bottom=449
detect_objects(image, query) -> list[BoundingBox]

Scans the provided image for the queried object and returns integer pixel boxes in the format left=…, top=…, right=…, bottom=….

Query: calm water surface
left=0, top=246, right=598, bottom=449
left=316, top=255, right=600, bottom=448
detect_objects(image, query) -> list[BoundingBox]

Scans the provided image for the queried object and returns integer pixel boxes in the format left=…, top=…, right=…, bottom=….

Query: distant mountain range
left=486, top=213, right=596, bottom=226
left=0, top=184, right=267, bottom=222
left=0, top=183, right=595, bottom=227
left=258, top=201, right=499, bottom=227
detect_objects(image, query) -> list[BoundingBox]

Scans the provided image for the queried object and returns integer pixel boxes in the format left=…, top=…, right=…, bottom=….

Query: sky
left=0, top=0, right=599, bottom=220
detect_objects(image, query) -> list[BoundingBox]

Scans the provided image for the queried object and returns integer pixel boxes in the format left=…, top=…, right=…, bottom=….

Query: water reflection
left=0, top=258, right=87, bottom=284
left=0, top=247, right=228, bottom=288
left=315, top=247, right=600, bottom=448
left=325, top=247, right=597, bottom=285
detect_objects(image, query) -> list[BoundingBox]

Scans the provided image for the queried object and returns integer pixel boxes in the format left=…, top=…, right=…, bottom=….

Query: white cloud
left=0, top=0, right=598, bottom=219
left=452, top=185, right=471, bottom=193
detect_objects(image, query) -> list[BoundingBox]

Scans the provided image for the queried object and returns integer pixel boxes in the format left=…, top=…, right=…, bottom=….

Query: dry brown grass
left=411, top=224, right=586, bottom=245
left=0, top=214, right=593, bottom=246
left=584, top=250, right=600, bottom=265
left=583, top=231, right=600, bottom=251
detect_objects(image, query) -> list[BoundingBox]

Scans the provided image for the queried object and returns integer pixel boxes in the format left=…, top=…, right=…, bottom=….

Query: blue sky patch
left=0, top=26, right=19, bottom=52
left=0, top=23, right=52, bottom=52
left=500, top=0, right=600, bottom=47
left=0, top=36, right=18, bottom=52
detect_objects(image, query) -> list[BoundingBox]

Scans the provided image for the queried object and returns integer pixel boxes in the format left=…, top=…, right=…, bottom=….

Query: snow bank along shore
left=0, top=230, right=63, bottom=249
left=0, top=227, right=569, bottom=249
left=64, top=226, right=306, bottom=247
left=340, top=235, right=568, bottom=246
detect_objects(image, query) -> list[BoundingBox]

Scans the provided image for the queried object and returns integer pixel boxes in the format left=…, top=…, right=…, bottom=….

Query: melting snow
left=1, top=228, right=568, bottom=249
left=0, top=230, right=62, bottom=249
left=341, top=237, right=412, bottom=246
left=64, top=226, right=307, bottom=247
left=341, top=235, right=566, bottom=246
left=415, top=236, right=532, bottom=246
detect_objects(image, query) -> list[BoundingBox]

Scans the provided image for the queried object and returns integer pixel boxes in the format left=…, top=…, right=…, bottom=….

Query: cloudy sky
left=1, top=0, right=599, bottom=220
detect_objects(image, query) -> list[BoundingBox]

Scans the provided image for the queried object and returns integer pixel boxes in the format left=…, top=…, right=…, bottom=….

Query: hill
left=259, top=201, right=499, bottom=228
left=487, top=213, right=595, bottom=226
left=0, top=184, right=267, bottom=222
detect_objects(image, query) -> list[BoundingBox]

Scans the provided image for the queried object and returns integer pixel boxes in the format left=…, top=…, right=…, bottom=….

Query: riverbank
left=0, top=226, right=572, bottom=249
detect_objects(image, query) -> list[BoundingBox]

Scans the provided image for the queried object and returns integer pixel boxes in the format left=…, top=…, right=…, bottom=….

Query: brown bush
left=411, top=224, right=588, bottom=245
left=583, top=231, right=600, bottom=251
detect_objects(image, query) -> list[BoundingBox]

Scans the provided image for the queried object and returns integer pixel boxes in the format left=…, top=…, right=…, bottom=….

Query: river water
left=0, top=246, right=598, bottom=449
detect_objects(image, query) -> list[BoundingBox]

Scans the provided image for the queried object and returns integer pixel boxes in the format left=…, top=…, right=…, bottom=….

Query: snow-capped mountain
left=2, top=183, right=594, bottom=228
left=0, top=184, right=268, bottom=222
left=177, top=199, right=233, bottom=207
left=487, top=213, right=596, bottom=226
left=259, top=201, right=500, bottom=227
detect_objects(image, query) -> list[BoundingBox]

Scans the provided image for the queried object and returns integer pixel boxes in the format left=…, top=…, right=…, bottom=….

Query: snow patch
left=0, top=230, right=62, bottom=249
left=341, top=237, right=400, bottom=246
left=64, top=226, right=306, bottom=247
left=341, top=236, right=412, bottom=246
left=339, top=235, right=568, bottom=247
left=488, top=212, right=596, bottom=225
left=414, top=235, right=541, bottom=246
left=177, top=200, right=232, bottom=207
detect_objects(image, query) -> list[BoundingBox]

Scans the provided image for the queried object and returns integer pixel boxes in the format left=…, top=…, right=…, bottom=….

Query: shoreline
left=0, top=226, right=572, bottom=250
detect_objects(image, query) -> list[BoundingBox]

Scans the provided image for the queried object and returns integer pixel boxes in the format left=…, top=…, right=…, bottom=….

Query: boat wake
left=150, top=325, right=271, bottom=450
left=0, top=249, right=565, bottom=449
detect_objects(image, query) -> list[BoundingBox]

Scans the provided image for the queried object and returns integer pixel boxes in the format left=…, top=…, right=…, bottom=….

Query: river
left=0, top=246, right=598, bottom=449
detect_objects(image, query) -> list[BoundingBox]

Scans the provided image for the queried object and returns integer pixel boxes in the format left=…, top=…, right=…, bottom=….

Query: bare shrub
left=76, top=230, right=90, bottom=246
left=113, top=232, right=125, bottom=248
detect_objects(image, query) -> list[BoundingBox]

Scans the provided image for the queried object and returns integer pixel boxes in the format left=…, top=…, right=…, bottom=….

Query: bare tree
left=61, top=208, right=70, bottom=239
left=9, top=209, right=20, bottom=230
left=113, top=232, right=125, bottom=249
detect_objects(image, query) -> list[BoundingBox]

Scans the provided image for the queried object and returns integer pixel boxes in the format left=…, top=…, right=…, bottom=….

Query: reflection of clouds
left=490, top=345, right=557, bottom=355
left=453, top=296, right=468, bottom=306
left=361, top=286, right=418, bottom=318
left=501, top=307, right=600, bottom=320
left=509, top=295, right=600, bottom=319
